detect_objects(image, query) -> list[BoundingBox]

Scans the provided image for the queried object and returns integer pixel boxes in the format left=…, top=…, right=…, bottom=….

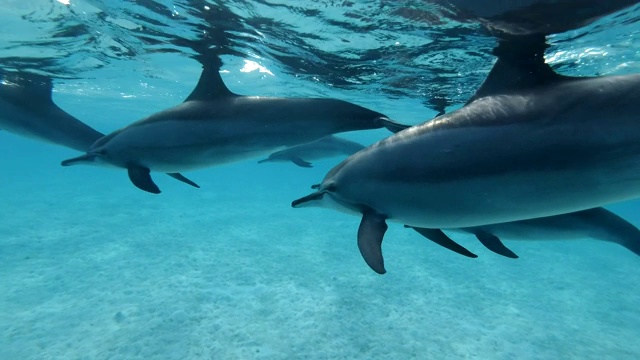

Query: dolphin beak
left=380, top=116, right=411, bottom=134
left=257, top=158, right=269, bottom=164
left=291, top=191, right=325, bottom=208
left=61, top=153, right=98, bottom=166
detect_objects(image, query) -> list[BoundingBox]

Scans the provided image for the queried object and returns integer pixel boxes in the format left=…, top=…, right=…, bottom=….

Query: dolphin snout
left=61, top=153, right=98, bottom=166
left=379, top=116, right=411, bottom=134
left=291, top=191, right=325, bottom=208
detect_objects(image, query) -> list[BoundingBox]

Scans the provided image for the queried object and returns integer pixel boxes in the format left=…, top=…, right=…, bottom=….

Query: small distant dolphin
left=61, top=63, right=407, bottom=194
left=405, top=207, right=640, bottom=260
left=0, top=72, right=104, bottom=152
left=292, top=45, right=640, bottom=274
left=257, top=135, right=365, bottom=168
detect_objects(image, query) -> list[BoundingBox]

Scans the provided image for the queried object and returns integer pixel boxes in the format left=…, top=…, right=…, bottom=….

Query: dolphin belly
left=102, top=118, right=291, bottom=172
left=449, top=222, right=585, bottom=241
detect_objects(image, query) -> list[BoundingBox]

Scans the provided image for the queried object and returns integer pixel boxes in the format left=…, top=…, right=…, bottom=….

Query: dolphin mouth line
left=60, top=153, right=98, bottom=166
left=291, top=191, right=325, bottom=208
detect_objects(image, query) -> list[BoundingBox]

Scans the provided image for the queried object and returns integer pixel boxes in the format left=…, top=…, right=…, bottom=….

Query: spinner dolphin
left=62, top=63, right=407, bottom=193
left=293, top=47, right=640, bottom=274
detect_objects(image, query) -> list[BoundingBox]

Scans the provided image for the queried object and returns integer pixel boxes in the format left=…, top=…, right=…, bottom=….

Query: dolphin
left=405, top=207, right=640, bottom=260
left=61, top=63, right=408, bottom=194
left=0, top=72, right=104, bottom=152
left=0, top=71, right=198, bottom=187
left=292, top=43, right=640, bottom=274
left=442, top=0, right=638, bottom=37
left=257, top=135, right=365, bottom=168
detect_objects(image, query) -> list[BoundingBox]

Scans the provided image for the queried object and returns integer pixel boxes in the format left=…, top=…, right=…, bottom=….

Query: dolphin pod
left=4, top=2, right=640, bottom=276
left=292, top=43, right=640, bottom=274
left=60, top=63, right=408, bottom=194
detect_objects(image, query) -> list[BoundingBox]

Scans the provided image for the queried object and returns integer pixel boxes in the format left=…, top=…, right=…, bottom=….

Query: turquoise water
left=3, top=1, right=640, bottom=359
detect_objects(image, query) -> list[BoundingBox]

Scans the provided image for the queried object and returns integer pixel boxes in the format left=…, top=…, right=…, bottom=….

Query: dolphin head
left=291, top=180, right=339, bottom=208
left=60, top=152, right=99, bottom=166
left=60, top=131, right=123, bottom=167
left=323, top=99, right=409, bottom=134
left=291, top=189, right=326, bottom=209
left=292, top=179, right=364, bottom=217
left=60, top=147, right=110, bottom=167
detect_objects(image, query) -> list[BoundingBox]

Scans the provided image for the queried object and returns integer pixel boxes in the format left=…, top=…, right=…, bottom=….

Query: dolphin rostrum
left=61, top=63, right=407, bottom=194
left=292, top=45, right=640, bottom=274
left=405, top=207, right=640, bottom=260
left=0, top=72, right=104, bottom=152
left=257, top=135, right=365, bottom=168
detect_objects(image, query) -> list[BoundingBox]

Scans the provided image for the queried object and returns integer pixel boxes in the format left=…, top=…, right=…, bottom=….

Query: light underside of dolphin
left=292, top=41, right=640, bottom=274
left=61, top=63, right=408, bottom=194
left=406, top=207, right=640, bottom=260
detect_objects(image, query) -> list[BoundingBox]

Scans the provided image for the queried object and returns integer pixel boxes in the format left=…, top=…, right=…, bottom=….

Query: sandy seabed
left=1, top=138, right=640, bottom=360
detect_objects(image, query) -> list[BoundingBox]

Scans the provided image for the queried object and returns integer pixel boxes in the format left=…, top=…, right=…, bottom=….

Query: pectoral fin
left=166, top=173, right=200, bottom=188
left=474, top=230, right=518, bottom=258
left=290, top=157, right=313, bottom=168
left=357, top=211, right=388, bottom=274
left=406, top=226, right=478, bottom=258
left=127, top=165, right=160, bottom=194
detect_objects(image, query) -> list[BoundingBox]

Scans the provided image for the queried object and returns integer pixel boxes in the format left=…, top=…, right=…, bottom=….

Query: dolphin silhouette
left=292, top=44, right=640, bottom=274
left=61, top=63, right=407, bottom=194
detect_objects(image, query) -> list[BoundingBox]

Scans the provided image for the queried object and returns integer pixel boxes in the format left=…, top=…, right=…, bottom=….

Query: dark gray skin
left=292, top=56, right=640, bottom=274
left=0, top=72, right=197, bottom=187
left=441, top=0, right=638, bottom=37
left=61, top=65, right=407, bottom=194
left=406, top=207, right=640, bottom=260
left=257, top=135, right=365, bottom=168
left=0, top=72, right=104, bottom=152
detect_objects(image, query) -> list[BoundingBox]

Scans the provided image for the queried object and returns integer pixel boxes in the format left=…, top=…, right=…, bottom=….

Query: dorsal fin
left=1, top=71, right=54, bottom=105
left=183, top=62, right=237, bottom=102
left=466, top=35, right=577, bottom=104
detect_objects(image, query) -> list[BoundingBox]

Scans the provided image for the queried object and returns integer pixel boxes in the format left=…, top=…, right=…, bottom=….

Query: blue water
left=2, top=1, right=640, bottom=359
